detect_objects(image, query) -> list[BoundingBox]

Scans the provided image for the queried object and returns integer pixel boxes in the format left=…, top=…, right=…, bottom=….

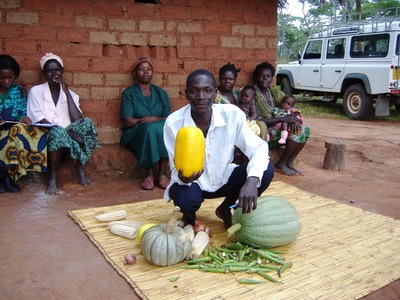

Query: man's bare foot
left=46, top=178, right=59, bottom=195
left=287, top=163, right=303, bottom=176
left=74, top=163, right=91, bottom=187
left=215, top=204, right=232, bottom=229
left=274, top=164, right=299, bottom=176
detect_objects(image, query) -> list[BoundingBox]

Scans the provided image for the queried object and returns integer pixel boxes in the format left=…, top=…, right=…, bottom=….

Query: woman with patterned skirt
left=0, top=54, right=47, bottom=193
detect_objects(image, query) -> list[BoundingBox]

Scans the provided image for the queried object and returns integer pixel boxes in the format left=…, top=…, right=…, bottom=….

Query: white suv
left=276, top=9, right=400, bottom=120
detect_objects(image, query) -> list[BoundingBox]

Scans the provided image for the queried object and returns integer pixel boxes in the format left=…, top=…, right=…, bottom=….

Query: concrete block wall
left=0, top=0, right=277, bottom=178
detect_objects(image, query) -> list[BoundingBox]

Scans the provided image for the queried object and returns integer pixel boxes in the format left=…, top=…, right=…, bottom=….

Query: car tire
left=343, top=84, right=373, bottom=120
left=280, top=77, right=293, bottom=95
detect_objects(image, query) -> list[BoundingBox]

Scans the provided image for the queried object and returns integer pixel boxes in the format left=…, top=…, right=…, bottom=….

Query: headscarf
left=132, top=57, right=153, bottom=72
left=40, top=53, right=64, bottom=70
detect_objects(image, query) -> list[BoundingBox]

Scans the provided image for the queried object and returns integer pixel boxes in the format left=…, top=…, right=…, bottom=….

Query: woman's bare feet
left=46, top=174, right=59, bottom=195
left=215, top=204, right=232, bottom=229
left=74, top=163, right=91, bottom=187
left=274, top=163, right=299, bottom=176
left=287, top=162, right=303, bottom=176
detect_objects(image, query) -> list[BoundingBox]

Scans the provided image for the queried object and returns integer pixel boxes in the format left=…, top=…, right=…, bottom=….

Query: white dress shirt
left=163, top=104, right=270, bottom=201
left=27, top=82, right=81, bottom=128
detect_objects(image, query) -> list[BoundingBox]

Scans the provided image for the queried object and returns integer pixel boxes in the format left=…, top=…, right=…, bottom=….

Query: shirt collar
left=182, top=104, right=226, bottom=129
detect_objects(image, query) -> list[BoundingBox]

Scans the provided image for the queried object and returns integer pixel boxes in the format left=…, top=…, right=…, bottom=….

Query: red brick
left=205, top=22, right=230, bottom=34
left=23, top=25, right=56, bottom=41
left=58, top=1, right=90, bottom=14
left=5, top=41, right=38, bottom=55
left=160, top=6, right=189, bottom=20
left=103, top=45, right=128, bottom=59
left=80, top=101, right=108, bottom=114
left=150, top=47, right=166, bottom=61
left=92, top=0, right=124, bottom=17
left=57, top=28, right=88, bottom=43
left=219, top=10, right=243, bottom=22
left=166, top=47, right=178, bottom=59
left=254, top=49, right=274, bottom=62
left=243, top=11, right=267, bottom=24
left=63, top=58, right=90, bottom=72
left=126, top=3, right=158, bottom=18
left=25, top=0, right=56, bottom=11
left=40, top=12, right=73, bottom=27
left=205, top=48, right=229, bottom=60
left=108, top=101, right=122, bottom=114
left=39, top=42, right=71, bottom=57
left=192, top=7, right=217, bottom=21
left=155, top=60, right=179, bottom=73
left=235, top=0, right=256, bottom=10
left=183, top=60, right=214, bottom=74
left=0, top=24, right=25, bottom=39
left=231, top=48, right=255, bottom=61
left=92, top=58, right=121, bottom=73
left=71, top=44, right=103, bottom=58
left=171, top=97, right=188, bottom=112
left=193, top=35, right=218, bottom=47
left=177, top=47, right=204, bottom=59
left=172, top=0, right=203, bottom=7
left=98, top=114, right=121, bottom=128
left=205, top=0, right=231, bottom=9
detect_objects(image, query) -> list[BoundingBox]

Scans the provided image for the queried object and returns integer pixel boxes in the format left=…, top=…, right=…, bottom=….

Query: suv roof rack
left=309, top=7, right=400, bottom=38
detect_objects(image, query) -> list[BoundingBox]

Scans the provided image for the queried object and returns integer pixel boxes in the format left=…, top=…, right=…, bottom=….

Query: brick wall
left=0, top=0, right=277, bottom=178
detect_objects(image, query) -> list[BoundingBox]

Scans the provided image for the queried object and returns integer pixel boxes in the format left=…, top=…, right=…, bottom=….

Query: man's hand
left=238, top=176, right=259, bottom=214
left=19, top=116, right=32, bottom=125
left=177, top=168, right=203, bottom=184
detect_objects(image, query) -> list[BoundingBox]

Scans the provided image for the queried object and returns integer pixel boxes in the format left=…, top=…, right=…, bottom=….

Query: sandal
left=158, top=175, right=170, bottom=189
left=141, top=176, right=154, bottom=190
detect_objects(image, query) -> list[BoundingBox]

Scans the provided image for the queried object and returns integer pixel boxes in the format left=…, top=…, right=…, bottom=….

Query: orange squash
left=174, top=126, right=205, bottom=177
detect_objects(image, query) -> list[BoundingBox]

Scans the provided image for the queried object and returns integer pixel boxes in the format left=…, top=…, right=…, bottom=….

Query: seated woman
left=253, top=61, right=310, bottom=176
left=214, top=63, right=241, bottom=104
left=0, top=54, right=48, bottom=193
left=120, top=57, right=171, bottom=190
left=27, top=53, right=100, bottom=195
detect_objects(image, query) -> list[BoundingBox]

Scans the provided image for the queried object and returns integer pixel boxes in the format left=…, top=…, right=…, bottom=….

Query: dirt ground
left=0, top=116, right=399, bottom=300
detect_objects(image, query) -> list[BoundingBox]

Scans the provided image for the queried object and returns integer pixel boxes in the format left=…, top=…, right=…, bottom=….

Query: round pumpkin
left=140, top=206, right=192, bottom=266
left=174, top=126, right=205, bottom=177
left=136, top=223, right=157, bottom=244
left=227, top=195, right=301, bottom=248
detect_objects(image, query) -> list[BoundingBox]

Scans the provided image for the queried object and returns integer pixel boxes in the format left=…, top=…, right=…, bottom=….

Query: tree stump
left=323, top=141, right=345, bottom=171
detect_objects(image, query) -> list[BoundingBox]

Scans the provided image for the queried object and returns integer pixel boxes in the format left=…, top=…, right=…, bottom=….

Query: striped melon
left=227, top=195, right=301, bottom=248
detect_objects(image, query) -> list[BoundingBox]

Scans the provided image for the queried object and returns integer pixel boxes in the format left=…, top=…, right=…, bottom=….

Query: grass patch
left=284, top=92, right=400, bottom=122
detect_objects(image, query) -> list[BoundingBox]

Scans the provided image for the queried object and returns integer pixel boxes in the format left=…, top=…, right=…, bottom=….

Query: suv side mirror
left=298, top=51, right=302, bottom=64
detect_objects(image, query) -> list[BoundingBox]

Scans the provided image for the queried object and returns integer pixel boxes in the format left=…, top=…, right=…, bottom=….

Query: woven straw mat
left=68, top=181, right=400, bottom=300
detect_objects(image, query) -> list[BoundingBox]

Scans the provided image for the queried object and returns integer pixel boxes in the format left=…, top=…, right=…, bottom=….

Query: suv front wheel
left=343, top=84, right=373, bottom=120
left=280, top=77, right=293, bottom=95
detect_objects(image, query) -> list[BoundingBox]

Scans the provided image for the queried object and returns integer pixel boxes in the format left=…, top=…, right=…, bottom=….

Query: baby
left=273, top=95, right=303, bottom=144
left=237, top=85, right=260, bottom=136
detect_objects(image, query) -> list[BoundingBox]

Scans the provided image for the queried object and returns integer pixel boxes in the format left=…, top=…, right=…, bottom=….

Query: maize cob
left=110, top=224, right=138, bottom=239
left=108, top=220, right=142, bottom=230
left=95, top=210, right=127, bottom=222
left=183, top=224, right=195, bottom=242
left=187, top=231, right=209, bottom=259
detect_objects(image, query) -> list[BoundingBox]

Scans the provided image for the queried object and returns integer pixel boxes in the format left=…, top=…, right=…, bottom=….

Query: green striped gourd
left=227, top=195, right=301, bottom=248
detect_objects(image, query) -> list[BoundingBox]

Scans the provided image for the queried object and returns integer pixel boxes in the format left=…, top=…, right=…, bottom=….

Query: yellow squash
left=174, top=126, right=205, bottom=177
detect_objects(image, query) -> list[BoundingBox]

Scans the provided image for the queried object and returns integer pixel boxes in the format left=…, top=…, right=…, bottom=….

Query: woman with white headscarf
left=27, top=53, right=100, bottom=195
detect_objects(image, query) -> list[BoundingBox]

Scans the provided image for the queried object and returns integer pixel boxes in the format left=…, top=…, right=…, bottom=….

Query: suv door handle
left=313, top=70, right=319, bottom=72
left=335, top=70, right=342, bottom=73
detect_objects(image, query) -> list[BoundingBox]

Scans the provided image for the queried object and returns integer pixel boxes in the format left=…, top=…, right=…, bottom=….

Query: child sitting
left=272, top=95, right=303, bottom=144
left=237, top=85, right=260, bottom=136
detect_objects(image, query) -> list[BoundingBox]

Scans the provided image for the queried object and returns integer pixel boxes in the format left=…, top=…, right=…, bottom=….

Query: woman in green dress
left=253, top=61, right=310, bottom=176
left=120, top=58, right=171, bottom=190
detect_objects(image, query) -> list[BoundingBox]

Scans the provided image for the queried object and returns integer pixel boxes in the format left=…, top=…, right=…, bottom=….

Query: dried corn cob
left=107, top=220, right=142, bottom=230
left=95, top=210, right=127, bottom=222
left=110, top=224, right=138, bottom=239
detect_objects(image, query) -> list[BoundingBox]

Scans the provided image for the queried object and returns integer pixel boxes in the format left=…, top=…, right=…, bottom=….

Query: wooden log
left=323, top=141, right=346, bottom=171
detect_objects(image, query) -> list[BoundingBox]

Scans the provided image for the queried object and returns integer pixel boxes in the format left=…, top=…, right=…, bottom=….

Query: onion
left=194, top=219, right=206, bottom=233
left=124, top=253, right=137, bottom=265
left=205, top=226, right=212, bottom=236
